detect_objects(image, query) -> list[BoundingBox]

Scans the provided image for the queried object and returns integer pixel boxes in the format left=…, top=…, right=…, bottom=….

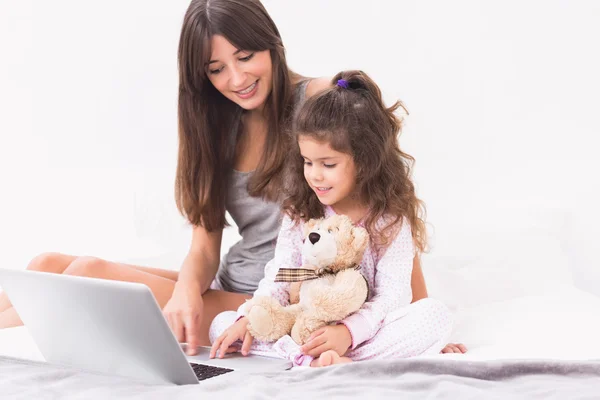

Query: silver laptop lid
left=0, top=268, right=198, bottom=385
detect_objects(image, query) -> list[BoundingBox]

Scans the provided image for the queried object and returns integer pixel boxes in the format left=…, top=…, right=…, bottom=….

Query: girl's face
left=299, top=136, right=358, bottom=210
left=206, top=35, right=273, bottom=111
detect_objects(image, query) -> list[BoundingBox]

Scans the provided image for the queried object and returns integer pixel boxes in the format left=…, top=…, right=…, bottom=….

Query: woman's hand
left=441, top=343, right=468, bottom=354
left=162, top=279, right=204, bottom=356
left=210, top=317, right=253, bottom=359
left=301, top=324, right=352, bottom=358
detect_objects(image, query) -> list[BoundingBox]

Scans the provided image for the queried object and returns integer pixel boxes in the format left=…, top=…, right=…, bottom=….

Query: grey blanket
left=1, top=355, right=598, bottom=399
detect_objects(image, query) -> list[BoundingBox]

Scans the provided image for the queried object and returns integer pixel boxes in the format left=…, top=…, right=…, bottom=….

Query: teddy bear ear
left=351, top=226, right=369, bottom=253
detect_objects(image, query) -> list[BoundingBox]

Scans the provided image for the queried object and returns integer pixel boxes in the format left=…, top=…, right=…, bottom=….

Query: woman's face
left=206, top=35, right=273, bottom=111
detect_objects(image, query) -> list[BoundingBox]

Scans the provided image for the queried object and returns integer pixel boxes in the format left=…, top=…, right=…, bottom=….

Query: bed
left=2, top=280, right=600, bottom=398
left=1, top=196, right=599, bottom=398
left=2, top=285, right=600, bottom=399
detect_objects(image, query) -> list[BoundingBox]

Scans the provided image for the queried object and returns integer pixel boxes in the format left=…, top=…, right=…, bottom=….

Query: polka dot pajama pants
left=209, top=297, right=453, bottom=367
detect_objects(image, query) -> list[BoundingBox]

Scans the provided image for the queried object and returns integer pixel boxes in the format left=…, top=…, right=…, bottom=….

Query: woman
left=0, top=0, right=466, bottom=356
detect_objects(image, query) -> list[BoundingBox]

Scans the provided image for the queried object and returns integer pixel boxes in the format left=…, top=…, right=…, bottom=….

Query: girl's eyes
left=207, top=53, right=255, bottom=75
left=303, top=161, right=336, bottom=168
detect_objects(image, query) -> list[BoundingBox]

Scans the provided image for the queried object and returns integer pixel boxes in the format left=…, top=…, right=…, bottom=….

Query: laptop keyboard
left=190, top=363, right=234, bottom=381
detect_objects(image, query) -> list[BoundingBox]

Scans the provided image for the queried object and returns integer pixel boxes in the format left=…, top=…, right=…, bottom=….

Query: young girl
left=209, top=70, right=453, bottom=367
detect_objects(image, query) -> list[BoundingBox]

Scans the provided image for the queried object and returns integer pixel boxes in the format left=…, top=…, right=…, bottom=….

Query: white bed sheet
left=2, top=285, right=599, bottom=365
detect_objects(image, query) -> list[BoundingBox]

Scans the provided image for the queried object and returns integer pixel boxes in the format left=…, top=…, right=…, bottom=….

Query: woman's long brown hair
left=283, top=70, right=428, bottom=253
left=176, top=0, right=296, bottom=231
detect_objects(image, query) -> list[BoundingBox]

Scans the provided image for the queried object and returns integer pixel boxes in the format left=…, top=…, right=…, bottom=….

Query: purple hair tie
left=336, top=79, right=349, bottom=89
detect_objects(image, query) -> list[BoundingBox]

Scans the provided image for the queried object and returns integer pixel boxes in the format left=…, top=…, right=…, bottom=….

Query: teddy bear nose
left=308, top=232, right=321, bottom=244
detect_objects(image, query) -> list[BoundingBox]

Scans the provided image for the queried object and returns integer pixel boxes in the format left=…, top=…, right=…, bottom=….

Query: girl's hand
left=209, top=317, right=253, bottom=359
left=441, top=343, right=468, bottom=354
left=162, top=280, right=204, bottom=356
left=301, top=324, right=352, bottom=358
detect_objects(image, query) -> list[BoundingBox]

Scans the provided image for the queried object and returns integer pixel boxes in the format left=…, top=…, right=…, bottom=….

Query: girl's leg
left=209, top=311, right=314, bottom=366
left=310, top=350, right=353, bottom=367
left=346, top=298, right=453, bottom=361
left=209, top=302, right=447, bottom=368
left=209, top=311, right=279, bottom=356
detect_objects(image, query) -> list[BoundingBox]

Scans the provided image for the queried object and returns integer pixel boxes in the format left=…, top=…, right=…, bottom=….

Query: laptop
left=0, top=268, right=292, bottom=385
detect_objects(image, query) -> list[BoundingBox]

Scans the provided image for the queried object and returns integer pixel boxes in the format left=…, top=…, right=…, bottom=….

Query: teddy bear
left=243, top=214, right=370, bottom=345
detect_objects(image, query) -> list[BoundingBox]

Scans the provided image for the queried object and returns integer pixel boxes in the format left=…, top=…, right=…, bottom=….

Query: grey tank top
left=215, top=79, right=310, bottom=294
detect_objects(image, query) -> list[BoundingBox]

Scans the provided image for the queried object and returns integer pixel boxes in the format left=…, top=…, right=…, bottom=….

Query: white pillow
left=421, top=206, right=574, bottom=311
left=447, top=286, right=600, bottom=360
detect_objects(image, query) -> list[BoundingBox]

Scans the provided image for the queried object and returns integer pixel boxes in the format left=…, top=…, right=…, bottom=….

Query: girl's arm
left=340, top=219, right=415, bottom=349
left=411, top=257, right=428, bottom=302
left=236, top=214, right=304, bottom=318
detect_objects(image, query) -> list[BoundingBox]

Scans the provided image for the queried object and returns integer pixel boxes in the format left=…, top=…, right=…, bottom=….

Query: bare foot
left=310, top=350, right=353, bottom=367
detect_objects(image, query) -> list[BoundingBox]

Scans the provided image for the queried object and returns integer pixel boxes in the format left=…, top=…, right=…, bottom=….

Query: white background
left=1, top=0, right=599, bottom=297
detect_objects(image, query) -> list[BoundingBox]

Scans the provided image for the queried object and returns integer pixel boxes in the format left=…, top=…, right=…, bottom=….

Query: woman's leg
left=0, top=253, right=77, bottom=313
left=0, top=254, right=180, bottom=329
left=61, top=257, right=250, bottom=344
left=0, top=252, right=178, bottom=313
left=0, top=253, right=250, bottom=345
left=196, top=290, right=251, bottom=346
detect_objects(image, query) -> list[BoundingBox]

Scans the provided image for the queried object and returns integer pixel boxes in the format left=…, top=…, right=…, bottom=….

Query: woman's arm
left=177, top=225, right=223, bottom=294
left=305, top=76, right=334, bottom=98
left=410, top=257, right=428, bottom=303
left=162, top=224, right=223, bottom=355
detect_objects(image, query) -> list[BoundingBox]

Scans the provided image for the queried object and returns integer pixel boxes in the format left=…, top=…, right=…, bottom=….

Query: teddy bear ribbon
left=274, top=265, right=360, bottom=283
